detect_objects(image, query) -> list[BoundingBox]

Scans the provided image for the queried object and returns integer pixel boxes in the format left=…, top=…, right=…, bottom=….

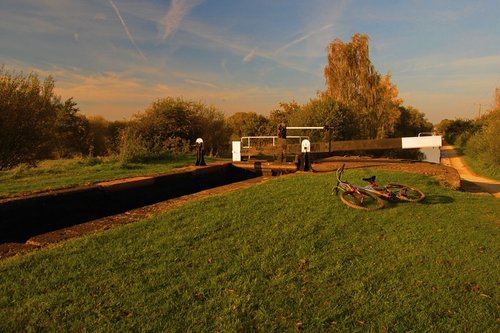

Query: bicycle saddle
left=362, top=176, right=376, bottom=183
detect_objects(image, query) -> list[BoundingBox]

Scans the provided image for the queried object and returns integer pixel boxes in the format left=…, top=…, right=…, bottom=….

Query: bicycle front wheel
left=386, top=184, right=425, bottom=202
left=340, top=190, right=385, bottom=211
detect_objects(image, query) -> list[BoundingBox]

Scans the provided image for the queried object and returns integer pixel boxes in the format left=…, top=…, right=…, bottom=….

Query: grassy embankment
left=462, top=156, right=500, bottom=182
left=0, top=155, right=214, bottom=198
left=1, top=170, right=498, bottom=332
left=454, top=147, right=500, bottom=182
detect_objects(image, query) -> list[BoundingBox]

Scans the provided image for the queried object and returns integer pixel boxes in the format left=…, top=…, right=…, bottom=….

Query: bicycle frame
left=335, top=164, right=424, bottom=203
left=333, top=164, right=386, bottom=210
left=358, top=179, right=397, bottom=200
left=334, top=166, right=369, bottom=201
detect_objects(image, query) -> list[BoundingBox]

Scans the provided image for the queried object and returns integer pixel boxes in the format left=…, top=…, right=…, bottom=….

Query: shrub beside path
left=440, top=145, right=500, bottom=198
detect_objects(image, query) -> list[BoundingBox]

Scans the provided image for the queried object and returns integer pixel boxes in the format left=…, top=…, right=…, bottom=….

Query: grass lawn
left=0, top=170, right=499, bottom=332
left=0, top=155, right=213, bottom=198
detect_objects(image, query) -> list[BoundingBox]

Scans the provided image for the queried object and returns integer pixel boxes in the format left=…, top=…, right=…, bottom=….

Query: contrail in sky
left=275, top=24, right=334, bottom=54
left=184, top=78, right=218, bottom=88
left=162, top=0, right=202, bottom=40
left=108, top=0, right=147, bottom=61
left=243, top=48, right=257, bottom=63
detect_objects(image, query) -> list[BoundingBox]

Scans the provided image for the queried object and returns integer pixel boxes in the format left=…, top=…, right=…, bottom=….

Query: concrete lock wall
left=0, top=163, right=258, bottom=244
left=420, top=147, right=441, bottom=164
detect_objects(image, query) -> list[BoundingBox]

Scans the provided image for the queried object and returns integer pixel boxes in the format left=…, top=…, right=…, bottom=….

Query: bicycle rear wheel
left=340, top=190, right=385, bottom=210
left=386, top=184, right=425, bottom=202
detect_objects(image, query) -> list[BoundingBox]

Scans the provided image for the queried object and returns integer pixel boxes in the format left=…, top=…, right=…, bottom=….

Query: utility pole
left=496, top=87, right=500, bottom=109
left=473, top=103, right=487, bottom=119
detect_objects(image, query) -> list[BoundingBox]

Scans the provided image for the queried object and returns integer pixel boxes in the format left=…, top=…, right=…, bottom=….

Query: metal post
left=300, top=139, right=311, bottom=171
left=328, top=128, right=332, bottom=153
left=286, top=126, right=325, bottom=130
left=277, top=123, right=287, bottom=163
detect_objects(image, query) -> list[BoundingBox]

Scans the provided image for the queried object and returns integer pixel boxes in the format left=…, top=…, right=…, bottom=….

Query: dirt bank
left=312, top=156, right=461, bottom=189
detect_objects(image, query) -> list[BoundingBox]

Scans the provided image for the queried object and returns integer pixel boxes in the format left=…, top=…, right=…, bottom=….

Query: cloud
left=108, top=0, right=147, bottom=61
left=94, top=12, right=106, bottom=21
left=176, top=19, right=323, bottom=77
left=52, top=72, right=153, bottom=119
left=449, top=55, right=500, bottom=69
left=242, top=48, right=257, bottom=63
left=48, top=67, right=316, bottom=120
left=399, top=89, right=482, bottom=122
left=184, top=78, right=218, bottom=88
left=161, top=0, right=202, bottom=40
left=220, top=59, right=230, bottom=76
left=393, top=54, right=500, bottom=78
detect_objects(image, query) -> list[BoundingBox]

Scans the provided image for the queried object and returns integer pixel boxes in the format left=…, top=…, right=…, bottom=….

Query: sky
left=1, top=0, right=499, bottom=123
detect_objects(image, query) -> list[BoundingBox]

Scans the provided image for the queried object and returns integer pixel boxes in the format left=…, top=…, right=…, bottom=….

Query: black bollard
left=195, top=138, right=206, bottom=166
left=302, top=151, right=310, bottom=171
left=299, top=139, right=311, bottom=171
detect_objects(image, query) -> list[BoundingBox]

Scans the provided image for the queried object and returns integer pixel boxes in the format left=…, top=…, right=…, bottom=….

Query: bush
left=119, top=97, right=229, bottom=160
left=455, top=131, right=473, bottom=147
left=0, top=68, right=57, bottom=169
left=77, top=156, right=104, bottom=167
left=439, top=118, right=478, bottom=145
left=118, top=131, right=159, bottom=163
left=162, top=137, right=191, bottom=154
left=394, top=106, right=433, bottom=137
left=0, top=68, right=89, bottom=169
left=465, top=109, right=500, bottom=173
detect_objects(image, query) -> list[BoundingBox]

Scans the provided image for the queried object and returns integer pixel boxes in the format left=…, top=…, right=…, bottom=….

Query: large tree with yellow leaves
left=323, top=33, right=402, bottom=139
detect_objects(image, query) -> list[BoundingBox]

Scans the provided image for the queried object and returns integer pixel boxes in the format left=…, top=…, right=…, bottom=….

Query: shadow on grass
left=118, top=163, right=146, bottom=170
left=421, top=195, right=455, bottom=205
left=382, top=196, right=454, bottom=207
left=460, top=180, right=500, bottom=195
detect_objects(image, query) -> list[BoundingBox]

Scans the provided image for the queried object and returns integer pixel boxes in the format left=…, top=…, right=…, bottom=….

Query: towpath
left=440, top=145, right=500, bottom=198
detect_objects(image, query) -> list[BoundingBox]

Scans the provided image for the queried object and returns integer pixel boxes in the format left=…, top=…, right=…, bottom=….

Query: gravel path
left=440, top=145, right=500, bottom=198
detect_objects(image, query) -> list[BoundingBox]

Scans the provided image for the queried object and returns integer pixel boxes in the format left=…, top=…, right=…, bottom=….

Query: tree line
left=437, top=105, right=499, bottom=174
left=1, top=34, right=436, bottom=170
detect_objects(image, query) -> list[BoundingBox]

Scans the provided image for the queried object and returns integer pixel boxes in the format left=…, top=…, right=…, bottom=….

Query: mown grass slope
left=0, top=155, right=209, bottom=197
left=1, top=170, right=498, bottom=332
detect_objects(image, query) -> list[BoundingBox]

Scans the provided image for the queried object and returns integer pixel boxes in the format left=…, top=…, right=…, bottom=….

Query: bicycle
left=333, top=164, right=426, bottom=210
left=333, top=164, right=385, bottom=210
left=360, top=175, right=425, bottom=203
